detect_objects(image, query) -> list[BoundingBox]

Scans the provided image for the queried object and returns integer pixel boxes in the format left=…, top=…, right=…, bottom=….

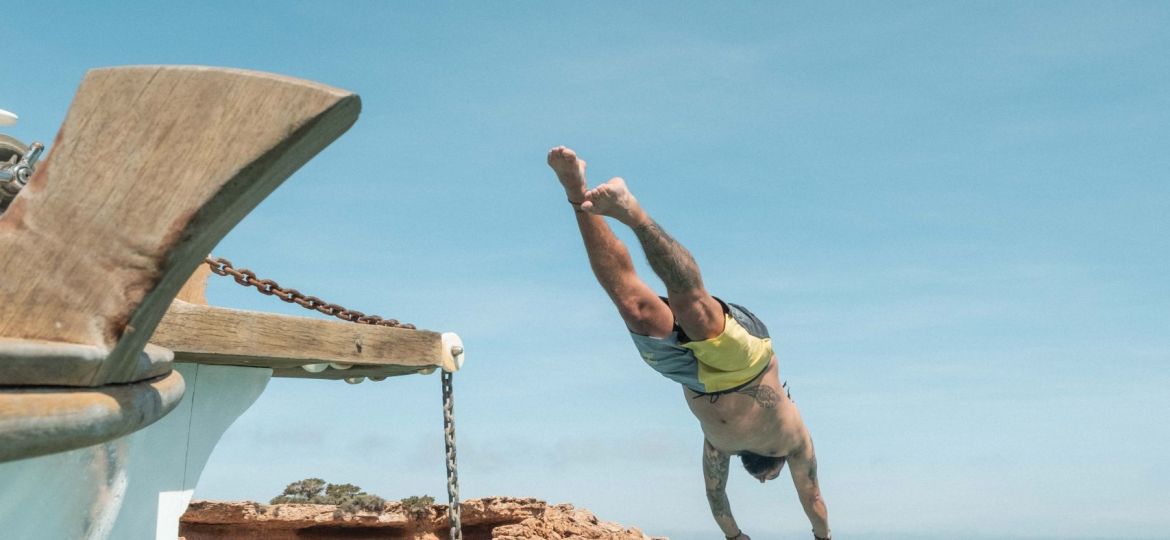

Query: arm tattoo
left=706, top=488, right=732, bottom=519
left=633, top=220, right=704, bottom=292
left=703, top=443, right=729, bottom=490
left=808, top=455, right=818, bottom=484
left=703, top=442, right=733, bottom=520
left=732, top=384, right=779, bottom=409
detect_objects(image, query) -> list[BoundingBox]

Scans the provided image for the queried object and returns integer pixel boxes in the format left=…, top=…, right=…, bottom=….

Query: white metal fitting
left=440, top=332, right=464, bottom=373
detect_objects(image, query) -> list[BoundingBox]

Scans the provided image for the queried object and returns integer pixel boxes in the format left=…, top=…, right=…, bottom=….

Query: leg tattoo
left=633, top=219, right=704, bottom=293
left=576, top=175, right=707, bottom=295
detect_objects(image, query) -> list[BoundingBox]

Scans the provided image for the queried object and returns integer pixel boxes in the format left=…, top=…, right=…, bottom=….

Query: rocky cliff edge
left=180, top=496, right=668, bottom=540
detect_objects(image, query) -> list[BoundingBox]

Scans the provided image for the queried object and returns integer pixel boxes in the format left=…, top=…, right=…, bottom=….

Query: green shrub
left=400, top=495, right=435, bottom=519
left=270, top=478, right=387, bottom=515
left=400, top=495, right=435, bottom=513
left=270, top=478, right=326, bottom=504
left=325, top=483, right=363, bottom=500
left=338, top=493, right=387, bottom=515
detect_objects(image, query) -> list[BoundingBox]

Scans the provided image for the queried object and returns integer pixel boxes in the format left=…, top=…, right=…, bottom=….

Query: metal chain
left=203, top=256, right=416, bottom=329
left=205, top=255, right=460, bottom=538
left=442, top=370, right=462, bottom=540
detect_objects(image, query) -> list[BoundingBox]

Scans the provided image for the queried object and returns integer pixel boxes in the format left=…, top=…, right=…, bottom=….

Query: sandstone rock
left=492, top=503, right=658, bottom=540
left=180, top=496, right=666, bottom=540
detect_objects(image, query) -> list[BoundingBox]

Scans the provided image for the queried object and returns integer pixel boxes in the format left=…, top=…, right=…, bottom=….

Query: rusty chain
left=203, top=256, right=416, bottom=329
left=204, top=255, right=462, bottom=538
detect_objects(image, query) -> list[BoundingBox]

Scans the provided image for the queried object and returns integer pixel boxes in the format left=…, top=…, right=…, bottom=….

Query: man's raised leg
left=580, top=177, right=725, bottom=341
left=547, top=146, right=673, bottom=338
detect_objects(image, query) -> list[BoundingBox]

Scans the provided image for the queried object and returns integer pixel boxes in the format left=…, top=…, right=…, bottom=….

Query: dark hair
left=740, top=451, right=786, bottom=476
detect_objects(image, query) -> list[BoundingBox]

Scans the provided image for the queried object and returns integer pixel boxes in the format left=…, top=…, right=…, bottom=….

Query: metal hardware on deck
left=0, top=140, right=43, bottom=211
left=442, top=370, right=462, bottom=540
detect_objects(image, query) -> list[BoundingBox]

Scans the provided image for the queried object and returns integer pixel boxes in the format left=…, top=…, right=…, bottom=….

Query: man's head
left=740, top=451, right=786, bottom=483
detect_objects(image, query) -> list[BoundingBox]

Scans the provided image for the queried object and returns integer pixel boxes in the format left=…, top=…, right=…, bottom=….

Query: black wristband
left=726, top=531, right=743, bottom=540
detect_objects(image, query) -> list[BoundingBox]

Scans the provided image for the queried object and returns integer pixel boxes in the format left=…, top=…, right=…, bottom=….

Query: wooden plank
left=152, top=300, right=444, bottom=372
left=0, top=66, right=360, bottom=386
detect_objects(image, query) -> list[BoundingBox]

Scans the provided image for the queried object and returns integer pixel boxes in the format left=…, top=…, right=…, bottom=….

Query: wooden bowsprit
left=154, top=259, right=464, bottom=381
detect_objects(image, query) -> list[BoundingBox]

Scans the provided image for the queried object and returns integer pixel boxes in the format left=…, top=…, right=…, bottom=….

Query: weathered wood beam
left=152, top=300, right=455, bottom=376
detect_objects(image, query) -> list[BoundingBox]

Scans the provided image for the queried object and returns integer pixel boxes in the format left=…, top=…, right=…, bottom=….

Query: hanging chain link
left=204, top=255, right=461, bottom=538
left=442, top=370, right=462, bottom=540
left=203, top=256, right=416, bottom=329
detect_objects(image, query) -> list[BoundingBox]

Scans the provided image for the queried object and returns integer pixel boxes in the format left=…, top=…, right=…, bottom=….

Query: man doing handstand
left=548, top=146, right=831, bottom=540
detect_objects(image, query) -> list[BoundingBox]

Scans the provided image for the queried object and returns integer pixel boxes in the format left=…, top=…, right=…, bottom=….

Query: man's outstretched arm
left=788, top=438, right=831, bottom=539
left=703, top=439, right=749, bottom=539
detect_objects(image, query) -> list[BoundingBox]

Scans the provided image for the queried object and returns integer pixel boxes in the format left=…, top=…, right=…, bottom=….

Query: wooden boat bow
left=0, top=65, right=360, bottom=461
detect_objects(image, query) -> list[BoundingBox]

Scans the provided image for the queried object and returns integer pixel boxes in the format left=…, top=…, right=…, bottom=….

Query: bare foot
left=547, top=146, right=587, bottom=204
left=581, top=177, right=647, bottom=226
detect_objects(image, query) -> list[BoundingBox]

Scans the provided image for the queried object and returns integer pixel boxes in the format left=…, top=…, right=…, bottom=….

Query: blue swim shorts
left=629, top=298, right=773, bottom=394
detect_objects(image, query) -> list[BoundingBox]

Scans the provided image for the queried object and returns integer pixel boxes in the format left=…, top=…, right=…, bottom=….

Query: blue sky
left=6, top=2, right=1169, bottom=539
